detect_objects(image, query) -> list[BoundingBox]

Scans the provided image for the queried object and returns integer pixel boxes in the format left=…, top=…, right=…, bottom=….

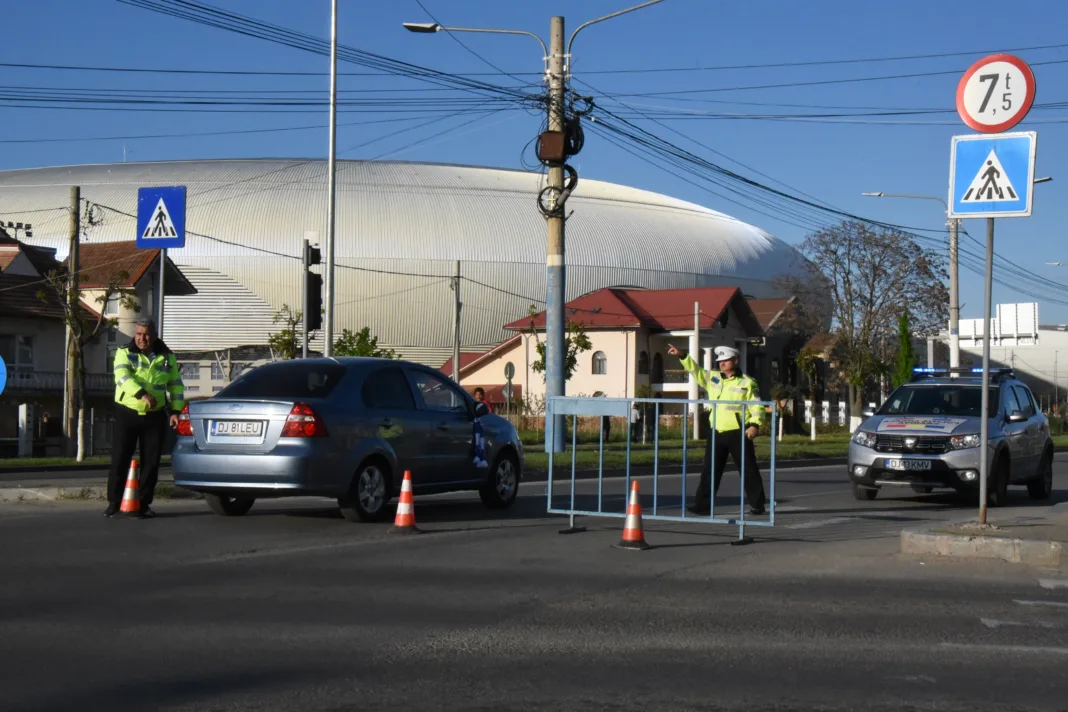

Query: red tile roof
left=0, top=272, right=99, bottom=321
left=748, top=297, right=795, bottom=330
left=439, top=334, right=522, bottom=379
left=0, top=251, right=17, bottom=272
left=71, top=242, right=159, bottom=288
left=504, top=286, right=765, bottom=337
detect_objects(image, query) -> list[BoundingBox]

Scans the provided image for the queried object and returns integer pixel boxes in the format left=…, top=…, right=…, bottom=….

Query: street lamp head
left=1035, top=176, right=1053, bottom=184
left=402, top=22, right=440, bottom=33
left=861, top=192, right=884, bottom=197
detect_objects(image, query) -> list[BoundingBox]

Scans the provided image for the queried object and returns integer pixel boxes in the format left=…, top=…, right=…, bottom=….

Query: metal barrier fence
left=546, top=396, right=778, bottom=544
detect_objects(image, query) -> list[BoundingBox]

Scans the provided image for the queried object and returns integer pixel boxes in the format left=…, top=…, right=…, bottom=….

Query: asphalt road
left=2, top=459, right=1067, bottom=711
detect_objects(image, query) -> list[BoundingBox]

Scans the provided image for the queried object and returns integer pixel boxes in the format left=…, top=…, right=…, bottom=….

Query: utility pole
left=1055, top=351, right=1059, bottom=413
left=948, top=217, right=961, bottom=368
left=544, top=15, right=567, bottom=453
left=451, top=261, right=462, bottom=383
left=322, top=0, right=339, bottom=357
left=64, top=186, right=81, bottom=454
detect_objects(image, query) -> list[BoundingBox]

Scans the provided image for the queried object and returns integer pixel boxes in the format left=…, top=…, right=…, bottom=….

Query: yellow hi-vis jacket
left=113, top=340, right=186, bottom=415
left=679, top=353, right=765, bottom=433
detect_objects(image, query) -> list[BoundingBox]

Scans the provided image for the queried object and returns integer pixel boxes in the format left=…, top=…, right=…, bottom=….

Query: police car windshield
left=879, top=384, right=999, bottom=418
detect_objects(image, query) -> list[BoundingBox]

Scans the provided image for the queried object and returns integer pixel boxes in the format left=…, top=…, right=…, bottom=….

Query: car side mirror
left=861, top=408, right=875, bottom=418
left=1007, top=410, right=1027, bottom=423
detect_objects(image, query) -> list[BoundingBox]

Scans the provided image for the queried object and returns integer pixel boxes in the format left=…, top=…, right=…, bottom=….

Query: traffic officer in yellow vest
left=105, top=318, right=185, bottom=519
left=667, top=343, right=767, bottom=516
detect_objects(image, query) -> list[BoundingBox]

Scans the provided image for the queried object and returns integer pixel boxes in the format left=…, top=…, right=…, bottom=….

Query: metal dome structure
left=0, top=159, right=808, bottom=364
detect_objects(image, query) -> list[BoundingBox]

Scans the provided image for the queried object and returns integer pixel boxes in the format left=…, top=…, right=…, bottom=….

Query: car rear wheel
left=852, top=483, right=878, bottom=501
left=1027, top=451, right=1054, bottom=501
left=480, top=451, right=519, bottom=510
left=339, top=460, right=392, bottom=523
left=205, top=494, right=255, bottom=517
left=987, top=458, right=1010, bottom=508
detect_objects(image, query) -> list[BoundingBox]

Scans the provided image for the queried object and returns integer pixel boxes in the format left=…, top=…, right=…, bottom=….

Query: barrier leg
left=560, top=414, right=585, bottom=535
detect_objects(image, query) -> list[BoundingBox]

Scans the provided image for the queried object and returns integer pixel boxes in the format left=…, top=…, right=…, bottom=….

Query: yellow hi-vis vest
left=680, top=353, right=765, bottom=433
left=113, top=343, right=186, bottom=415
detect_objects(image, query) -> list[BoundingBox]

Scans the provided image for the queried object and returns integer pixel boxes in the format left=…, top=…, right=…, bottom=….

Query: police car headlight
left=950, top=434, right=981, bottom=450
left=852, top=430, right=877, bottom=449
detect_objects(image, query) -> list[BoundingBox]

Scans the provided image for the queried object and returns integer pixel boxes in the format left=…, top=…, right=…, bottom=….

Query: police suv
left=847, top=368, right=1054, bottom=506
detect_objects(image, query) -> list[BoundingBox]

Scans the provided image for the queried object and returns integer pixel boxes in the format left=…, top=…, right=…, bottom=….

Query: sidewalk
left=901, top=502, right=1068, bottom=568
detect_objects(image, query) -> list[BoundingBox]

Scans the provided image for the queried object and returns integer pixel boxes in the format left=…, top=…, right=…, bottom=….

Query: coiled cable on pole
left=537, top=163, right=578, bottom=218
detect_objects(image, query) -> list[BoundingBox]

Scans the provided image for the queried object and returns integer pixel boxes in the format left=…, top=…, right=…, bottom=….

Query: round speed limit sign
left=956, top=53, right=1036, bottom=133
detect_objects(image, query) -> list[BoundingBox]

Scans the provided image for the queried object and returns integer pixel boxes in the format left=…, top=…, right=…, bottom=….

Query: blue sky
left=3, top=0, right=1067, bottom=323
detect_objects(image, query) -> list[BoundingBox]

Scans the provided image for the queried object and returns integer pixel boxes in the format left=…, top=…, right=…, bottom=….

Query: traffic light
left=303, top=240, right=323, bottom=331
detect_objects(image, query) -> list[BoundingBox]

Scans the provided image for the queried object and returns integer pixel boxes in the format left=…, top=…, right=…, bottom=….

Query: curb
left=901, top=525, right=1064, bottom=568
left=0, top=483, right=202, bottom=504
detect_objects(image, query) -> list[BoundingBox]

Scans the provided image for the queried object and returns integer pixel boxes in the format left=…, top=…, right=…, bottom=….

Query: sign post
left=136, top=186, right=187, bottom=340
left=950, top=54, right=1037, bottom=525
left=504, top=362, right=516, bottom=423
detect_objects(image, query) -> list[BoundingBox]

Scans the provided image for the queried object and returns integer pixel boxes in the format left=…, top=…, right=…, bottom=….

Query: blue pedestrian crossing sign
left=136, top=186, right=186, bottom=249
left=948, top=132, right=1036, bottom=219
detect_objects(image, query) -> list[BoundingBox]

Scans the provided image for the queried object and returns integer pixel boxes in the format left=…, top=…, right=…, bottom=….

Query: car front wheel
left=987, top=458, right=1010, bottom=508
left=206, top=494, right=255, bottom=516
left=1027, top=451, right=1054, bottom=501
left=852, top=483, right=878, bottom=501
left=480, top=451, right=520, bottom=510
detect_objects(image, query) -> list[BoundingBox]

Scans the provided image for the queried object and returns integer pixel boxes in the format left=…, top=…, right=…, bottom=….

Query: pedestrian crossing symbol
left=949, top=132, right=1036, bottom=219
left=142, top=198, right=178, bottom=238
left=960, top=151, right=1017, bottom=203
left=135, top=186, right=186, bottom=249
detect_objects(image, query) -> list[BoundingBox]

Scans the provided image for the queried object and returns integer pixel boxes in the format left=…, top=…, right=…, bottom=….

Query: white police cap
left=714, top=346, right=740, bottom=362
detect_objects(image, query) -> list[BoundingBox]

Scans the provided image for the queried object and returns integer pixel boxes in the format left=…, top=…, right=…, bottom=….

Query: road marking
left=940, top=643, right=1068, bottom=655
left=1013, top=600, right=1068, bottom=609
left=980, top=618, right=1062, bottom=629
left=1039, top=579, right=1068, bottom=591
left=786, top=516, right=857, bottom=530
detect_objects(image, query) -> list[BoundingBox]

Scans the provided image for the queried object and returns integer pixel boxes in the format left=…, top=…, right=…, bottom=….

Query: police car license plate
left=887, top=459, right=931, bottom=472
left=211, top=420, right=264, bottom=437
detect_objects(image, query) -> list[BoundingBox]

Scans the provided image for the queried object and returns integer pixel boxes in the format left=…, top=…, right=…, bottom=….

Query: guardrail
left=546, top=396, right=778, bottom=544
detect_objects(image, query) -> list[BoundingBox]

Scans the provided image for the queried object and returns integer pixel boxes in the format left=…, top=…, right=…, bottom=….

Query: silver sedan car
left=172, top=357, right=523, bottom=522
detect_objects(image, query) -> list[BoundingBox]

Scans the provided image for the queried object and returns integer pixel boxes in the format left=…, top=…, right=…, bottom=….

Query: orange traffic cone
left=119, top=459, right=141, bottom=515
left=615, top=481, right=651, bottom=550
left=391, top=470, right=420, bottom=534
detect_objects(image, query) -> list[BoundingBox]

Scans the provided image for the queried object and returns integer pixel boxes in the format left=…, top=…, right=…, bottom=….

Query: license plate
left=887, top=459, right=931, bottom=471
left=211, top=420, right=264, bottom=437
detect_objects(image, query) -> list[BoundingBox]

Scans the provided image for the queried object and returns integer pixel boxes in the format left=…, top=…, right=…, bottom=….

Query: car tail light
left=281, top=403, right=328, bottom=438
left=176, top=404, right=193, bottom=437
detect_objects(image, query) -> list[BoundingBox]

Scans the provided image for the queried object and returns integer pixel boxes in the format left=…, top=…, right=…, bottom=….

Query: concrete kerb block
left=901, top=524, right=1063, bottom=568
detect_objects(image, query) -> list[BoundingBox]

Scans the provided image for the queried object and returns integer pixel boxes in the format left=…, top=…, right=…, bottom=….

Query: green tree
left=267, top=304, right=303, bottom=360
left=526, top=306, right=593, bottom=382
left=333, top=327, right=399, bottom=359
left=892, top=310, right=917, bottom=388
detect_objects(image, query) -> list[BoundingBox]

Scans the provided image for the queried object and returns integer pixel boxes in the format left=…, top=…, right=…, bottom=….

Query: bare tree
left=798, top=220, right=948, bottom=426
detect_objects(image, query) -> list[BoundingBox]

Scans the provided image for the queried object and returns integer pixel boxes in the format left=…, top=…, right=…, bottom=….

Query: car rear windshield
left=879, top=384, right=999, bottom=418
left=215, top=362, right=347, bottom=400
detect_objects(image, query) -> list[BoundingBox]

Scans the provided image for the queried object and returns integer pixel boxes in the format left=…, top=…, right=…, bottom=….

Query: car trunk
left=188, top=399, right=298, bottom=454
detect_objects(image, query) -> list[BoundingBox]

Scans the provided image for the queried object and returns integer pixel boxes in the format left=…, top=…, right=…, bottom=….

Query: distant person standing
left=667, top=343, right=766, bottom=515
left=471, top=387, right=491, bottom=469
left=105, top=319, right=185, bottom=519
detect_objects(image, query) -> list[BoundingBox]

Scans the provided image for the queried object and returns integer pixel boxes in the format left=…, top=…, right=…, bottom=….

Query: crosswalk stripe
left=1013, top=600, right=1068, bottom=609
left=1038, top=579, right=1068, bottom=591
left=785, top=516, right=856, bottom=530
left=981, top=618, right=1062, bottom=630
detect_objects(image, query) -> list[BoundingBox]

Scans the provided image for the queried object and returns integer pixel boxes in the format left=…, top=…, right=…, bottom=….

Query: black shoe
left=104, top=505, right=119, bottom=518
left=748, top=504, right=766, bottom=516
left=137, top=505, right=156, bottom=519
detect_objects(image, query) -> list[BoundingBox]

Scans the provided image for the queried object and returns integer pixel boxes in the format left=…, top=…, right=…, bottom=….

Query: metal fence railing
left=546, top=396, right=778, bottom=544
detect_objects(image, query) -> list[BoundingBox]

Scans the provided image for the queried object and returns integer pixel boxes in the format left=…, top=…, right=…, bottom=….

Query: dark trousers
left=107, top=406, right=167, bottom=507
left=694, top=429, right=766, bottom=510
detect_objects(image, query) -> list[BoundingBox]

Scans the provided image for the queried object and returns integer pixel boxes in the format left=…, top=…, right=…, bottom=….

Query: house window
left=592, top=351, right=607, bottom=375
left=107, top=326, right=118, bottom=343
left=0, top=335, right=33, bottom=372
left=638, top=351, right=649, bottom=375
left=211, top=362, right=226, bottom=381
left=104, top=294, right=120, bottom=316
left=652, top=353, right=664, bottom=382
left=180, top=362, right=200, bottom=381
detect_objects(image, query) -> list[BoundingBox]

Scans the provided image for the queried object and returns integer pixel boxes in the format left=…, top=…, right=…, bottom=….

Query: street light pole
left=323, top=0, right=339, bottom=357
